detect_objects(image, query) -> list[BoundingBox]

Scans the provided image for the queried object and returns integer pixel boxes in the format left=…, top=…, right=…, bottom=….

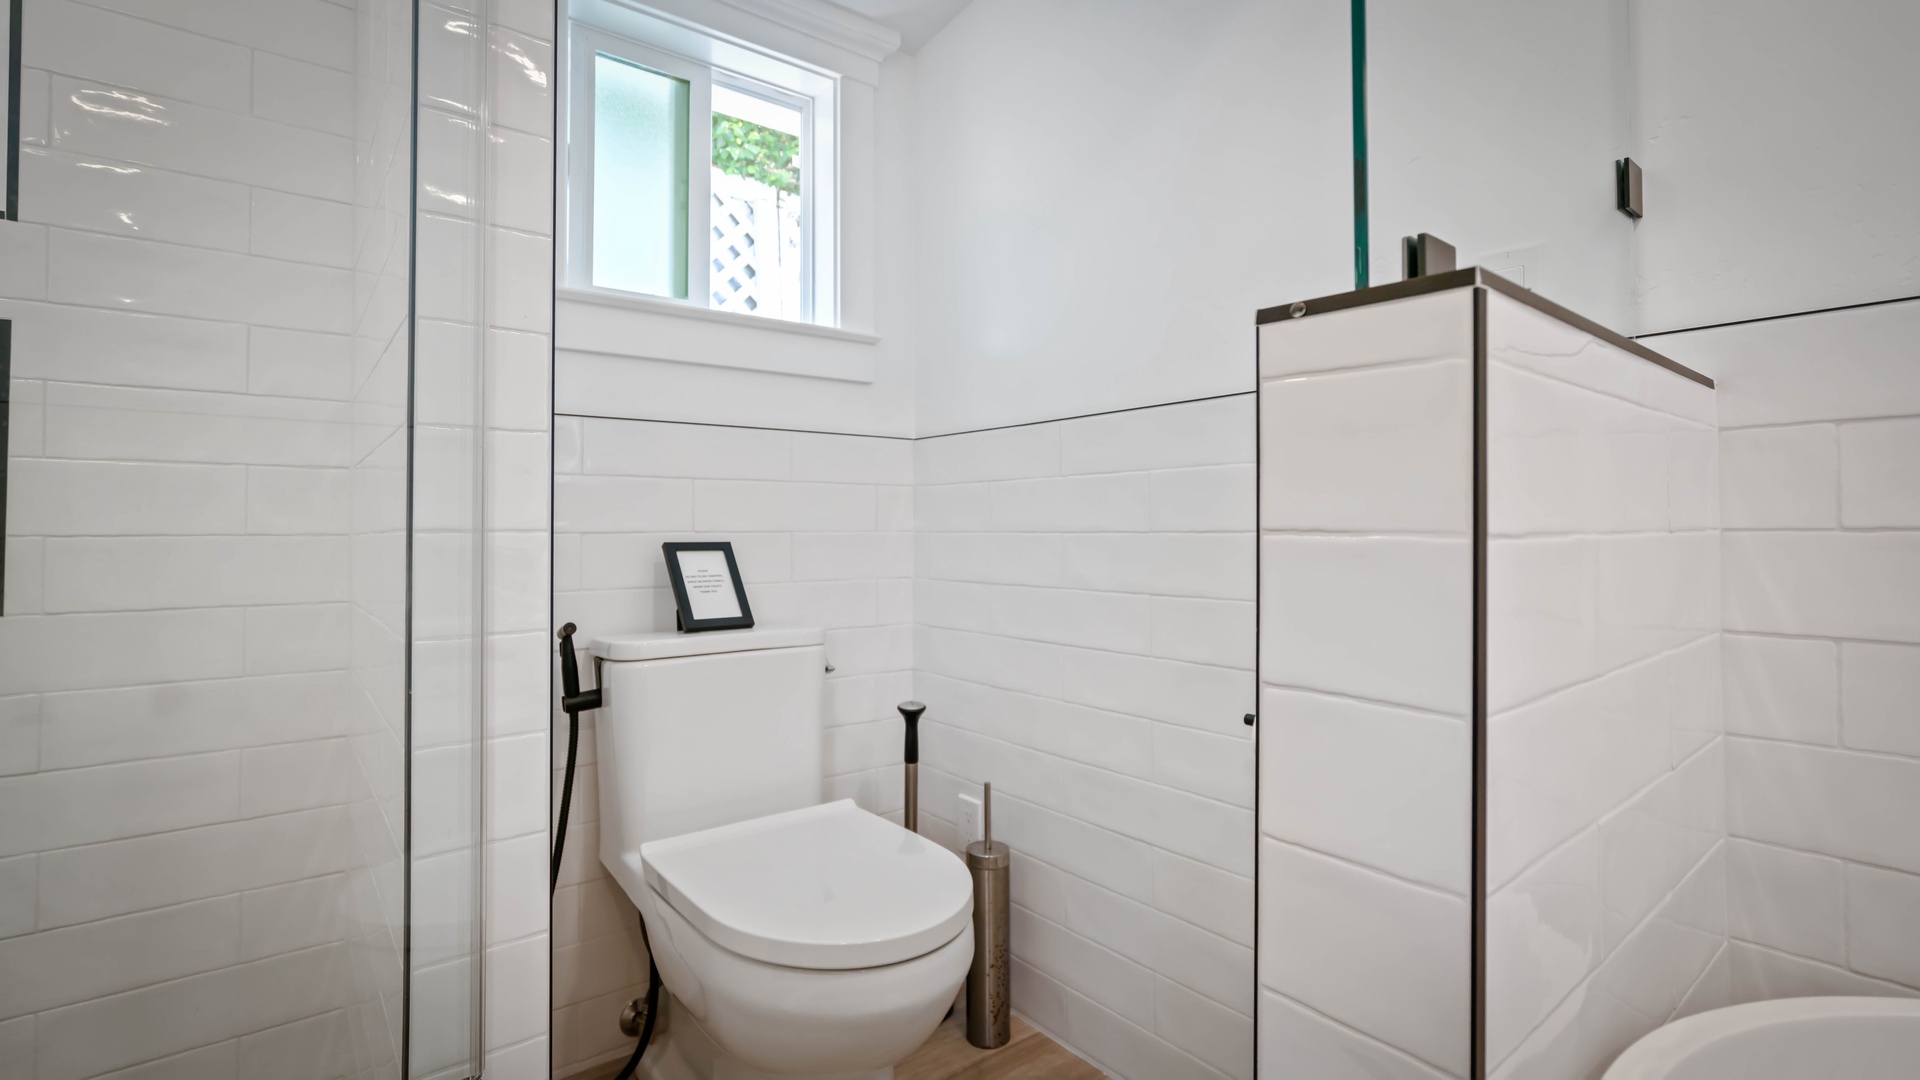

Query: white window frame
left=559, top=7, right=840, bottom=327
left=566, top=28, right=711, bottom=303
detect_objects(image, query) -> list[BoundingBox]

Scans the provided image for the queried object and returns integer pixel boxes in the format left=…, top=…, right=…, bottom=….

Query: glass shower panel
left=1364, top=0, right=1638, bottom=333
left=408, top=2, right=494, bottom=1077
left=2, top=1, right=14, bottom=220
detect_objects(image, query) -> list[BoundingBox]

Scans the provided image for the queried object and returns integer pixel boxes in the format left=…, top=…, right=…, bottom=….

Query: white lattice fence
left=709, top=168, right=803, bottom=319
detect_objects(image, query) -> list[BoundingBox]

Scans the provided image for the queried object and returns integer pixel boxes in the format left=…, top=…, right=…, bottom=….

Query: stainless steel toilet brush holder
left=965, top=782, right=1010, bottom=1049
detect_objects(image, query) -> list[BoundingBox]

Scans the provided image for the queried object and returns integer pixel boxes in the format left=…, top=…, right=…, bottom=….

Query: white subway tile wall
left=549, top=418, right=913, bottom=1076
left=1656, top=298, right=1920, bottom=1008
left=913, top=396, right=1256, bottom=1080
left=1257, top=290, right=1474, bottom=1080
left=0, top=0, right=410, bottom=1076
left=476, top=0, right=558, bottom=1075
left=1485, top=294, right=1725, bottom=1078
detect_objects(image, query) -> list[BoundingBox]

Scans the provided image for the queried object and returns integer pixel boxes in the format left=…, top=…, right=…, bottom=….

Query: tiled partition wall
left=1482, top=294, right=1723, bottom=1079
left=1255, top=290, right=1474, bottom=1080
left=549, top=418, right=914, bottom=1076
left=0, top=0, right=382, bottom=1075
left=1253, top=277, right=1724, bottom=1080
left=1656, top=298, right=1920, bottom=1002
left=912, top=397, right=1257, bottom=1080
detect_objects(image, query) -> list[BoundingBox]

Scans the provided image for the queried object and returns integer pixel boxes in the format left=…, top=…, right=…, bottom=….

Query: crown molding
left=706, top=0, right=901, bottom=63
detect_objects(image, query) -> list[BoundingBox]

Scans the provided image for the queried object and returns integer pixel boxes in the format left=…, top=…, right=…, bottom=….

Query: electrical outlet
left=957, top=792, right=983, bottom=844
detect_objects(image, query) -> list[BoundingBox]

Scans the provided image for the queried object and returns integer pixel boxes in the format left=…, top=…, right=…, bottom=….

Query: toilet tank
left=587, top=627, right=825, bottom=895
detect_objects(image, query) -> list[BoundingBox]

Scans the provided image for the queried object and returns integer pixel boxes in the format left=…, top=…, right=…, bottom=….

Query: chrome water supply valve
left=897, top=700, right=925, bottom=832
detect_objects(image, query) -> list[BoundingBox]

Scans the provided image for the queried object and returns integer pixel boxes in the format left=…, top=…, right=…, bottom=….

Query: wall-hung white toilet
left=590, top=627, right=973, bottom=1080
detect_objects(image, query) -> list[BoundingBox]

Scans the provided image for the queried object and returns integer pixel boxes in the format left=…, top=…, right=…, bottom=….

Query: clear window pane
left=710, top=84, right=804, bottom=319
left=593, top=53, right=689, bottom=298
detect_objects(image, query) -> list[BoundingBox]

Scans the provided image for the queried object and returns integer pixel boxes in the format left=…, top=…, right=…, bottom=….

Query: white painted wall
left=1653, top=299, right=1920, bottom=1003
left=911, top=0, right=1351, bottom=436
left=1633, top=0, right=1920, bottom=334
left=1368, top=0, right=1637, bottom=334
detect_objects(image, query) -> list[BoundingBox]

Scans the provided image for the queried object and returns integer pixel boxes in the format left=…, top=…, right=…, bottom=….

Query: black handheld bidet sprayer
left=552, top=622, right=601, bottom=893
left=898, top=700, right=925, bottom=832
left=553, top=623, right=659, bottom=1080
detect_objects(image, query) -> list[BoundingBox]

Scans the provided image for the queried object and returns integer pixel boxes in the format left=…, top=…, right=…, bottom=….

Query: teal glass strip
left=1351, top=0, right=1369, bottom=289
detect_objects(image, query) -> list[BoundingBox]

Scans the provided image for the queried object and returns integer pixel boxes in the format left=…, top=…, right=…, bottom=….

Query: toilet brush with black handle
left=897, top=700, right=924, bottom=832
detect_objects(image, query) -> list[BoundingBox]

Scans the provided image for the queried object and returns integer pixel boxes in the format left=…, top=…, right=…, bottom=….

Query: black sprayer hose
left=552, top=626, right=660, bottom=1073
left=613, top=915, right=663, bottom=1080
left=550, top=705, right=579, bottom=894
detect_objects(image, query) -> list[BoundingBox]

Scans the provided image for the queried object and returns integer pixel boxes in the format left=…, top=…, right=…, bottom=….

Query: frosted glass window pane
left=593, top=53, right=689, bottom=297
left=710, top=84, right=805, bottom=319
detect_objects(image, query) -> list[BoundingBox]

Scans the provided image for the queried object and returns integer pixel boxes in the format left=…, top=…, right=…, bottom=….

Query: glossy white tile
left=1724, top=531, right=1920, bottom=643
left=1720, top=424, right=1837, bottom=529
left=50, top=77, right=352, bottom=200
left=1059, top=396, right=1254, bottom=476
left=1261, top=535, right=1471, bottom=715
left=48, top=230, right=352, bottom=333
left=1726, top=839, right=1845, bottom=965
left=1723, top=633, right=1838, bottom=744
left=1839, top=417, right=1920, bottom=527
left=1726, top=736, right=1920, bottom=874
left=915, top=424, right=1060, bottom=485
left=20, top=147, right=251, bottom=251
left=1258, top=989, right=1453, bottom=1080
left=252, top=52, right=353, bottom=136
left=77, top=0, right=355, bottom=71
left=990, top=473, right=1150, bottom=533
left=1257, top=290, right=1471, bottom=380
left=1258, top=840, right=1468, bottom=1074
left=1260, top=687, right=1469, bottom=893
left=1656, top=298, right=1920, bottom=427
left=1262, top=360, right=1471, bottom=534
left=1840, top=641, right=1920, bottom=758
left=1845, top=863, right=1920, bottom=989
left=1724, top=939, right=1920, bottom=1004
left=25, top=0, right=252, bottom=110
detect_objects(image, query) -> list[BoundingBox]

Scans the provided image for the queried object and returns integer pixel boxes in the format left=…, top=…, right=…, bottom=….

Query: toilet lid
left=639, top=800, right=974, bottom=970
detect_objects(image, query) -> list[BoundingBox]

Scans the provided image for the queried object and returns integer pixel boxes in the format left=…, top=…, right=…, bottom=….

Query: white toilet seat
left=640, top=799, right=974, bottom=970
left=628, top=801, right=976, bottom=1078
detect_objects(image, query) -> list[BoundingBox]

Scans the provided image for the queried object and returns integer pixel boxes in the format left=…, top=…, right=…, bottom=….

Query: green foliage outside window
left=712, top=113, right=800, bottom=195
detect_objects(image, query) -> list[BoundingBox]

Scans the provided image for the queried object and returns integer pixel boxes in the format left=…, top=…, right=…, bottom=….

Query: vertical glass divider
left=1350, top=0, right=1368, bottom=289
left=6, top=0, right=22, bottom=219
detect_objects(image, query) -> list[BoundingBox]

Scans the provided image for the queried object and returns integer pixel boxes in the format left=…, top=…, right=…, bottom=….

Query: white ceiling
left=824, top=0, right=973, bottom=52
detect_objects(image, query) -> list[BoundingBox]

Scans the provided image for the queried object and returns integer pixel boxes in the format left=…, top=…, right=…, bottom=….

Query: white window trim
left=560, top=2, right=843, bottom=328
left=554, top=283, right=877, bottom=344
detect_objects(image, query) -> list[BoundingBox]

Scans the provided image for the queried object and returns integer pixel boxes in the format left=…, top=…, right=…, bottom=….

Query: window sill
left=554, top=285, right=881, bottom=385
left=555, top=286, right=880, bottom=345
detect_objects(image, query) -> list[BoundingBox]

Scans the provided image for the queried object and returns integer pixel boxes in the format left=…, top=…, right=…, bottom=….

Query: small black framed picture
left=662, top=542, right=754, bottom=632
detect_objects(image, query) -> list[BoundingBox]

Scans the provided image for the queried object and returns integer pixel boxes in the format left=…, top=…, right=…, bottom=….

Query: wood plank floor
left=896, top=1013, right=1104, bottom=1080
left=572, top=1010, right=1104, bottom=1080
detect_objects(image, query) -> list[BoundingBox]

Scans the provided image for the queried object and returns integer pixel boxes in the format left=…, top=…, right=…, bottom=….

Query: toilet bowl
left=623, top=801, right=974, bottom=1079
left=587, top=628, right=973, bottom=1078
